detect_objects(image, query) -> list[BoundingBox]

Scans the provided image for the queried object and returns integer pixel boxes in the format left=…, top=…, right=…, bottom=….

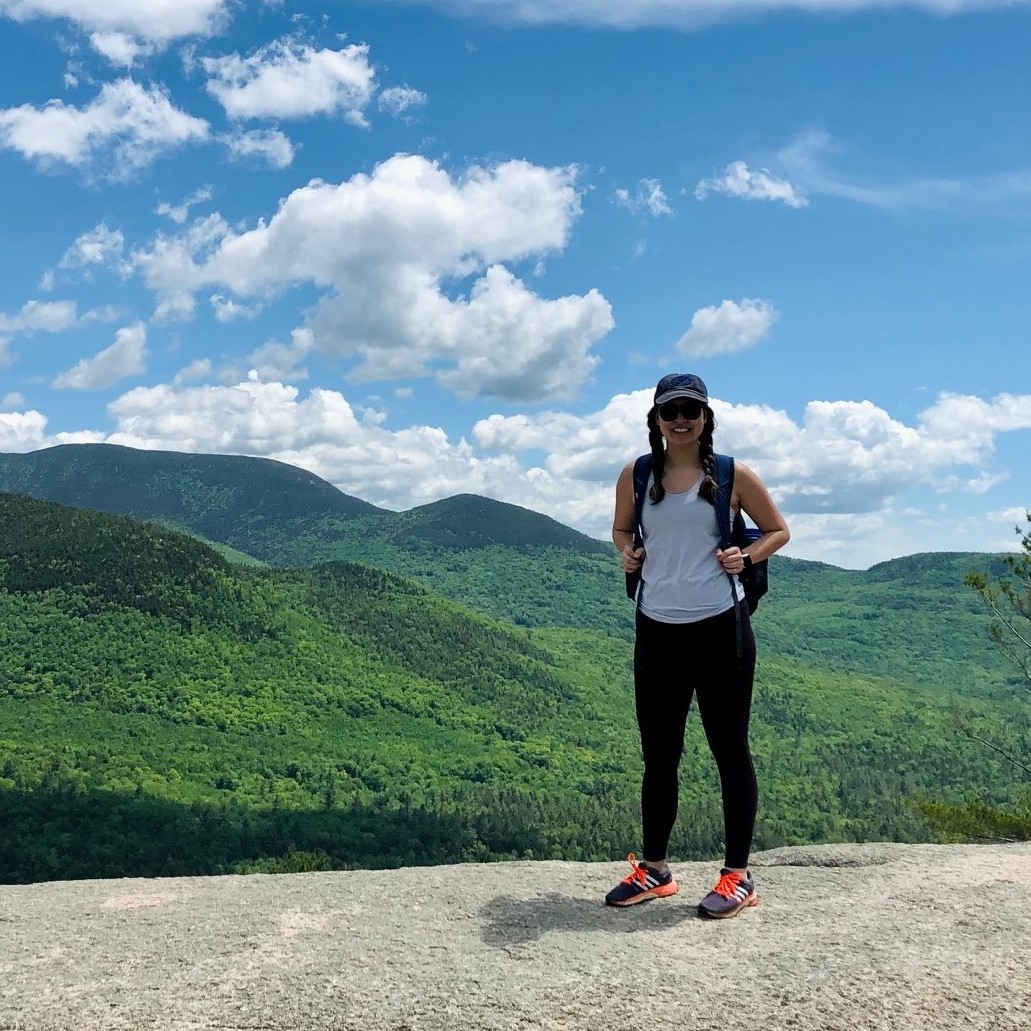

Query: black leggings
left=634, top=603, right=757, bottom=869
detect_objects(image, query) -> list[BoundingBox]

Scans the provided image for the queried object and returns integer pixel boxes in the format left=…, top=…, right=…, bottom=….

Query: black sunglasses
left=657, top=400, right=704, bottom=422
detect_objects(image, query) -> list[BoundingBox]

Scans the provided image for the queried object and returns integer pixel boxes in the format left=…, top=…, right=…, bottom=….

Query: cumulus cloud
left=59, top=223, right=126, bottom=269
left=614, top=178, right=672, bottom=217
left=0, top=0, right=229, bottom=45
left=362, top=1, right=1031, bottom=30
left=209, top=293, right=262, bottom=322
left=130, top=154, right=613, bottom=401
left=473, top=387, right=1031, bottom=533
left=378, top=85, right=427, bottom=119
left=0, top=299, right=80, bottom=335
left=89, top=30, right=149, bottom=66
left=0, top=409, right=50, bottom=451
left=172, top=358, right=212, bottom=385
left=10, top=374, right=1031, bottom=566
left=695, top=160, right=808, bottom=208
left=156, top=186, right=213, bottom=225
left=0, top=299, right=118, bottom=365
left=0, top=79, right=209, bottom=175
left=221, top=127, right=294, bottom=168
left=100, top=378, right=526, bottom=509
left=674, top=299, right=778, bottom=357
left=52, top=322, right=147, bottom=389
left=201, top=38, right=376, bottom=124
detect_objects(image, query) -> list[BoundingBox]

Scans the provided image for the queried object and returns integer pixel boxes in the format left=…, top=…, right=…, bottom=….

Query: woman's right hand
left=622, top=544, right=645, bottom=573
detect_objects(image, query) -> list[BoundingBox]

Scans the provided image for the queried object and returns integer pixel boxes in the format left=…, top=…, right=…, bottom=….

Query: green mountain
left=0, top=443, right=382, bottom=560
left=0, top=443, right=1017, bottom=697
left=1, top=493, right=1028, bottom=884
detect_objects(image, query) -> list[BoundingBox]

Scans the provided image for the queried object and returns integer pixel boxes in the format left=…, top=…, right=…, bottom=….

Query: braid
left=646, top=410, right=666, bottom=504
left=698, top=410, right=718, bottom=505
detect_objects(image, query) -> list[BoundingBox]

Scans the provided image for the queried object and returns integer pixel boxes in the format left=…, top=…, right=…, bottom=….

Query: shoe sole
left=698, top=891, right=759, bottom=919
left=606, top=882, right=679, bottom=907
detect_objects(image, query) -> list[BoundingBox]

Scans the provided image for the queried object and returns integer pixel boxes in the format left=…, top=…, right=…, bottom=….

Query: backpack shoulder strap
left=713, top=453, right=735, bottom=550
left=631, top=453, right=653, bottom=548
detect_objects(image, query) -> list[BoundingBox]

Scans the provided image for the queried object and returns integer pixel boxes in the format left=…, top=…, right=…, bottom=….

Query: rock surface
left=2, top=843, right=1030, bottom=1030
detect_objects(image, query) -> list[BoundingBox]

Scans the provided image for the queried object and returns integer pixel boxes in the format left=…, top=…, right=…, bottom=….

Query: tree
left=964, top=512, right=1031, bottom=692
left=958, top=513, right=1031, bottom=780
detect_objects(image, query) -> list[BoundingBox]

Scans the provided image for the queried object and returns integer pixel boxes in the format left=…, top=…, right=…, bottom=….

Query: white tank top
left=637, top=472, right=743, bottom=624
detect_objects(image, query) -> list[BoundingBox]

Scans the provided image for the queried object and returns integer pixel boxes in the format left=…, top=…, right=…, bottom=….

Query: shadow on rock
left=481, top=891, right=698, bottom=947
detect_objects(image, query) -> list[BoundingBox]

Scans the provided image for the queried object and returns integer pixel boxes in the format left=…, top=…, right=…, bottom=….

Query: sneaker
left=605, top=853, right=678, bottom=907
left=698, top=868, right=759, bottom=919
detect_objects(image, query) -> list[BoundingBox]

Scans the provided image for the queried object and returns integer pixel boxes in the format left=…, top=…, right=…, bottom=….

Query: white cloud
left=130, top=154, right=613, bottom=401
left=201, top=38, right=376, bottom=122
left=364, top=1, right=1031, bottom=30
left=0, top=299, right=80, bottom=334
left=0, top=0, right=229, bottom=45
left=156, top=186, right=213, bottom=225
left=614, top=178, right=671, bottom=217
left=100, top=378, right=526, bottom=508
left=675, top=298, right=778, bottom=357
left=172, top=358, right=212, bottom=385
left=89, top=30, right=149, bottom=66
left=242, top=328, right=312, bottom=383
left=209, top=293, right=262, bottom=322
left=221, top=127, right=294, bottom=168
left=9, top=376, right=1031, bottom=566
left=0, top=410, right=50, bottom=451
left=473, top=387, right=1031, bottom=546
left=779, top=129, right=1031, bottom=211
left=1, top=392, right=26, bottom=409
left=695, top=160, right=809, bottom=208
left=0, top=79, right=209, bottom=175
left=0, top=299, right=119, bottom=359
left=378, top=85, right=427, bottom=119
left=131, top=211, right=230, bottom=321
left=52, top=322, right=147, bottom=389
left=59, top=223, right=126, bottom=269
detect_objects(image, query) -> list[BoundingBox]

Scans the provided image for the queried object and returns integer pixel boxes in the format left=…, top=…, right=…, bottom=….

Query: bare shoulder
left=733, top=461, right=767, bottom=489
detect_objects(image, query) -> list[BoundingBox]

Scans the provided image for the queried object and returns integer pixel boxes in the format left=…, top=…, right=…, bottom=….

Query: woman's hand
left=716, top=547, right=748, bottom=574
left=622, top=544, right=645, bottom=573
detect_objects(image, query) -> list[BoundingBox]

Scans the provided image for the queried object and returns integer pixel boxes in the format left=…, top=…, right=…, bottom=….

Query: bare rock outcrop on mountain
left=3, top=843, right=1029, bottom=1031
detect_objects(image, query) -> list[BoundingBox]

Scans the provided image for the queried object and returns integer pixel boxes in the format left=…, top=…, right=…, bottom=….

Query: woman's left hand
left=715, top=547, right=747, bottom=574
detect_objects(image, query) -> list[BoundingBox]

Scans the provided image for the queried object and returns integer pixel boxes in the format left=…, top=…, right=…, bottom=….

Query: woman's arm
left=613, top=461, right=644, bottom=572
left=731, top=461, right=790, bottom=563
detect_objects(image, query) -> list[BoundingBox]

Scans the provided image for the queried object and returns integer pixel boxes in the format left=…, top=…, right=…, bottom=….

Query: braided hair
left=646, top=406, right=718, bottom=506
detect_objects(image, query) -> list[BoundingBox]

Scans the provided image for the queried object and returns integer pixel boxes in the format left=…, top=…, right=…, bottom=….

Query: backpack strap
left=713, top=454, right=734, bottom=550
left=713, top=453, right=744, bottom=659
left=631, top=453, right=653, bottom=550
left=624, top=454, right=653, bottom=602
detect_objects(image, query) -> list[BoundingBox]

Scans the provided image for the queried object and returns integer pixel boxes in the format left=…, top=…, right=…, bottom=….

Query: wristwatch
left=741, top=553, right=753, bottom=571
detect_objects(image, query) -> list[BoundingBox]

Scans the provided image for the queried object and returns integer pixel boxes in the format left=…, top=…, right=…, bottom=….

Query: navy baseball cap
left=653, top=373, right=708, bottom=407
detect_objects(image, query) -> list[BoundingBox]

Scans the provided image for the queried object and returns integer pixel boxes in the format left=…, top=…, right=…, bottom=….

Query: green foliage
left=1, top=454, right=1030, bottom=884
left=965, top=512, right=1031, bottom=691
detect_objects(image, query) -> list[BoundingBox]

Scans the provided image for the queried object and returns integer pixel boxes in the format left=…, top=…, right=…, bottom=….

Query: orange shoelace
left=711, top=871, right=743, bottom=899
left=621, top=852, right=649, bottom=886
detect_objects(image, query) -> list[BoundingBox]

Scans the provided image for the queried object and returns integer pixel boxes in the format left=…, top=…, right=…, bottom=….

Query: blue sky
left=1, top=0, right=1029, bottom=568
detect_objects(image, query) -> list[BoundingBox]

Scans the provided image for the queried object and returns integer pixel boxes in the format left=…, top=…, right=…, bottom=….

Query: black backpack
left=624, top=452, right=768, bottom=615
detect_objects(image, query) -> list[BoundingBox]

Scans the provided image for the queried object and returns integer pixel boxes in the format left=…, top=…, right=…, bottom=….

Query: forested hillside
left=1, top=493, right=1028, bottom=884
left=0, top=443, right=1017, bottom=695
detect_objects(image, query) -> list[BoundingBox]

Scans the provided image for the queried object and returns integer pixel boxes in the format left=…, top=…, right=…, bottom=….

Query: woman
left=606, top=372, right=790, bottom=918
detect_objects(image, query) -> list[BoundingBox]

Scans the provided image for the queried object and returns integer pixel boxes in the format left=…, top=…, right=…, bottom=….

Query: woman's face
left=656, top=399, right=707, bottom=446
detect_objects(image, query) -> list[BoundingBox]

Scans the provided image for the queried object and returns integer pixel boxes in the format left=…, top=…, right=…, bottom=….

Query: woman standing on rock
left=606, top=373, right=790, bottom=918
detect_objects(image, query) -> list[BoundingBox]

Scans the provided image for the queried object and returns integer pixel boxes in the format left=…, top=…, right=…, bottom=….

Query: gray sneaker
left=698, top=868, right=759, bottom=918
